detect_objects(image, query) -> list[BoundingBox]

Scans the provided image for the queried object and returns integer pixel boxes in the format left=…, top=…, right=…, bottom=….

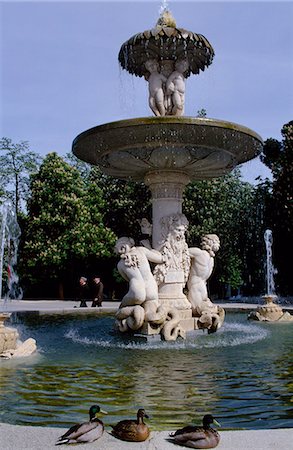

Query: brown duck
left=111, top=408, right=150, bottom=442
left=170, top=414, right=220, bottom=449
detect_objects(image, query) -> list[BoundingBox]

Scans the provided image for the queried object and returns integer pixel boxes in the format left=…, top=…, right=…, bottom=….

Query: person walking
left=91, top=276, right=104, bottom=307
left=77, top=276, right=90, bottom=307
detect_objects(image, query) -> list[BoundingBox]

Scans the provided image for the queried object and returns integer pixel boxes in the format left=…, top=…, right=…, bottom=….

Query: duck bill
left=96, top=409, right=108, bottom=416
left=213, top=419, right=221, bottom=427
left=144, top=414, right=150, bottom=419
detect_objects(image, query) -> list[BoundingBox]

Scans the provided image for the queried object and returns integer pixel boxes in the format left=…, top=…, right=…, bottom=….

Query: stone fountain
left=73, top=10, right=263, bottom=340
left=248, top=229, right=293, bottom=322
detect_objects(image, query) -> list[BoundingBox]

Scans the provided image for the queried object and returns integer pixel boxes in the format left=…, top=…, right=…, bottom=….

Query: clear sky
left=1, top=0, right=293, bottom=183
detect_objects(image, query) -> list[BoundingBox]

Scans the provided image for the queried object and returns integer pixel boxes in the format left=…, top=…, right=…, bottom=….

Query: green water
left=0, top=313, right=292, bottom=430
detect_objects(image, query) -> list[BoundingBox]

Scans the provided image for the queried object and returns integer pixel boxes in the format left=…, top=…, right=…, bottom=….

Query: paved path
left=2, top=299, right=292, bottom=314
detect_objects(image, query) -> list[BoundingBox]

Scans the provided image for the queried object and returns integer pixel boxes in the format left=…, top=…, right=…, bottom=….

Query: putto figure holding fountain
left=73, top=7, right=263, bottom=340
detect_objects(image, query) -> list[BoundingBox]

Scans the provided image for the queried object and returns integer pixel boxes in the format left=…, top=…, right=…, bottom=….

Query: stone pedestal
left=0, top=313, right=19, bottom=354
left=248, top=295, right=293, bottom=322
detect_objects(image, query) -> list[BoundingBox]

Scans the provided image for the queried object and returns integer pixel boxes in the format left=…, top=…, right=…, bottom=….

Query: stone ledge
left=0, top=423, right=292, bottom=450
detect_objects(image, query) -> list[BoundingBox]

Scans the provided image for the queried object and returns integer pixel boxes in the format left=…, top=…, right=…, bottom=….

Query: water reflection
left=0, top=313, right=292, bottom=430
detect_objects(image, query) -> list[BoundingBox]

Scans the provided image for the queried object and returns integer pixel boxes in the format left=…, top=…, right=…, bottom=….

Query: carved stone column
left=145, top=170, right=192, bottom=310
left=144, top=170, right=190, bottom=249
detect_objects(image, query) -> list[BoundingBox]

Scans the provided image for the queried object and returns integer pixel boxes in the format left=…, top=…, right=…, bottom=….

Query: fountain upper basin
left=72, top=117, right=263, bottom=180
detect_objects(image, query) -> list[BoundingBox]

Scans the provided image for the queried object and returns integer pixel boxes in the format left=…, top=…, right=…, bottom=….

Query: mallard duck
left=111, top=408, right=150, bottom=442
left=55, top=405, right=107, bottom=445
left=170, top=414, right=220, bottom=449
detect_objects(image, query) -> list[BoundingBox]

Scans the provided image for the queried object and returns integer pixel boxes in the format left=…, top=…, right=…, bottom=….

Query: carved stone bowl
left=72, top=117, right=263, bottom=181
left=118, top=10, right=214, bottom=78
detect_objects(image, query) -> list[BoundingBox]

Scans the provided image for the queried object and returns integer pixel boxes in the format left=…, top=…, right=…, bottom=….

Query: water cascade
left=0, top=202, right=37, bottom=358
left=0, top=202, right=23, bottom=302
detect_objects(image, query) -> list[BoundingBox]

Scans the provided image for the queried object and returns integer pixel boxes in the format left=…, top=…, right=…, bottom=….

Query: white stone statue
left=114, top=236, right=186, bottom=340
left=166, top=59, right=189, bottom=116
left=114, top=237, right=166, bottom=331
left=187, top=234, right=225, bottom=332
left=154, top=213, right=190, bottom=285
left=145, top=59, right=167, bottom=117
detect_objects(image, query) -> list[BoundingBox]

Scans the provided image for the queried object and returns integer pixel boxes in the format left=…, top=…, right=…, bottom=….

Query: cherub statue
left=187, top=234, right=225, bottom=332
left=145, top=59, right=167, bottom=116
left=114, top=237, right=167, bottom=330
left=166, top=59, right=189, bottom=116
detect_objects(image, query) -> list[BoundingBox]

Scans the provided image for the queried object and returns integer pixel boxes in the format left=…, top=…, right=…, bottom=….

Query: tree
left=183, top=170, right=261, bottom=297
left=87, top=167, right=152, bottom=242
left=0, top=138, right=41, bottom=214
left=262, top=121, right=293, bottom=294
left=20, top=153, right=116, bottom=298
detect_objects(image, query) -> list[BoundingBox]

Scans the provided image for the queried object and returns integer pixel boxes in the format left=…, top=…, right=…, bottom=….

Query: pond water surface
left=0, top=312, right=292, bottom=431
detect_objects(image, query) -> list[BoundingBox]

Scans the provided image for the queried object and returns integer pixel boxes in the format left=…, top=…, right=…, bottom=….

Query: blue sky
left=1, top=0, right=292, bottom=183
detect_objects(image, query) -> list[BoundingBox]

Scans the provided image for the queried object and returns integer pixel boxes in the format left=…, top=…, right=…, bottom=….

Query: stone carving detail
left=153, top=213, right=190, bottom=285
left=187, top=234, right=225, bottom=333
left=145, top=59, right=188, bottom=116
left=161, top=309, right=186, bottom=341
left=0, top=313, right=37, bottom=359
left=1, top=338, right=37, bottom=359
left=248, top=295, right=293, bottom=322
left=149, top=183, right=186, bottom=200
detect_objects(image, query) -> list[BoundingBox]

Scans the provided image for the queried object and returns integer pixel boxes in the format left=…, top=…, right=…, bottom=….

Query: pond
left=0, top=312, right=292, bottom=431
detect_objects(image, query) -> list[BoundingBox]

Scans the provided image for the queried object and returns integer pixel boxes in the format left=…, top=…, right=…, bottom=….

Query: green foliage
left=219, top=254, right=243, bottom=289
left=0, top=137, right=41, bottom=214
left=89, top=167, right=152, bottom=241
left=20, top=153, right=116, bottom=292
left=262, top=121, right=293, bottom=294
left=183, top=169, right=259, bottom=293
left=196, top=108, right=207, bottom=118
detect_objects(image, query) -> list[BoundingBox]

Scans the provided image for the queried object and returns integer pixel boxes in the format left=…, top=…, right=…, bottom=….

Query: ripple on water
left=64, top=321, right=269, bottom=350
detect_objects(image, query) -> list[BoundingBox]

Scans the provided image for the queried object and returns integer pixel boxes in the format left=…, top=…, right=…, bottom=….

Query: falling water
left=264, top=229, right=275, bottom=295
left=0, top=202, right=23, bottom=302
left=159, top=0, right=169, bottom=16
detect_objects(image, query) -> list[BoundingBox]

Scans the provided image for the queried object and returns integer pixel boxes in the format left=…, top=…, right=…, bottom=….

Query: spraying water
left=159, top=0, right=170, bottom=16
left=264, top=229, right=276, bottom=296
left=0, top=202, right=23, bottom=302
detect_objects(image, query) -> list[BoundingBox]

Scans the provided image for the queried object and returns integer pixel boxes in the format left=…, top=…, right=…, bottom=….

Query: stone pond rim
left=72, top=117, right=263, bottom=181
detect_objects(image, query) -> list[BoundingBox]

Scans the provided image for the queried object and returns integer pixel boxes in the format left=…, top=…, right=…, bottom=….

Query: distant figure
left=91, top=276, right=104, bottom=307
left=166, top=59, right=189, bottom=116
left=145, top=59, right=167, bottom=116
left=77, top=276, right=90, bottom=307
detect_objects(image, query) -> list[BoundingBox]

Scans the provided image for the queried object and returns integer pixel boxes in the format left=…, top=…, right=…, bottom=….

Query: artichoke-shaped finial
left=156, top=10, right=177, bottom=28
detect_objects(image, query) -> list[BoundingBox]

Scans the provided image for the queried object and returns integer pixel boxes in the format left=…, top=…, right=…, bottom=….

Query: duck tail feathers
left=55, top=438, right=69, bottom=445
